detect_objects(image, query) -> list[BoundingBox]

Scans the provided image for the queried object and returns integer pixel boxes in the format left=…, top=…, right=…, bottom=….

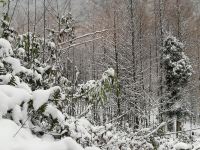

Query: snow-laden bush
left=62, top=116, right=156, bottom=149
left=75, top=68, right=116, bottom=105
left=0, top=38, right=118, bottom=149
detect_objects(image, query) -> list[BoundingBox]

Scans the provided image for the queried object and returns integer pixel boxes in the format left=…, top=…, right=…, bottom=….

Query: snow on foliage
left=4, top=56, right=30, bottom=75
left=0, top=38, right=13, bottom=58
left=161, top=34, right=193, bottom=118
left=63, top=116, right=156, bottom=149
left=0, top=85, right=31, bottom=117
left=85, top=147, right=101, bottom=150
left=174, top=142, right=192, bottom=150
left=32, top=86, right=62, bottom=110
left=162, top=34, right=193, bottom=86
left=0, top=38, right=117, bottom=149
left=75, top=68, right=116, bottom=104
left=102, top=68, right=115, bottom=78
left=0, top=119, right=85, bottom=150
left=44, top=104, right=65, bottom=123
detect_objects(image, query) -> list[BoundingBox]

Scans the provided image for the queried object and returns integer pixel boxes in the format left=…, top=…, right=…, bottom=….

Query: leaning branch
left=77, top=104, right=93, bottom=118
left=144, top=122, right=167, bottom=139
left=58, top=29, right=111, bottom=46
left=60, top=37, right=102, bottom=53
left=107, top=110, right=132, bottom=124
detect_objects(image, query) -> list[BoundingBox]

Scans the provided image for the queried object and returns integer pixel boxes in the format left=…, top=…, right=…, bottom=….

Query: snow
left=47, top=41, right=56, bottom=49
left=17, top=81, right=32, bottom=93
left=0, top=74, right=32, bottom=93
left=42, top=65, right=52, bottom=74
left=0, top=73, right=13, bottom=84
left=16, top=47, right=25, bottom=58
left=0, top=119, right=85, bottom=150
left=3, top=56, right=42, bottom=81
left=12, top=105, right=23, bottom=125
left=85, top=147, right=101, bottom=150
left=78, top=117, right=92, bottom=129
left=32, top=89, right=50, bottom=110
left=174, top=142, right=192, bottom=150
left=17, top=47, right=25, bottom=54
left=33, top=86, right=62, bottom=110
left=66, top=117, right=92, bottom=141
left=44, top=104, right=65, bottom=123
left=3, top=56, right=31, bottom=75
left=3, top=56, right=23, bottom=74
left=0, top=85, right=31, bottom=116
left=104, top=68, right=115, bottom=77
left=0, top=38, right=13, bottom=58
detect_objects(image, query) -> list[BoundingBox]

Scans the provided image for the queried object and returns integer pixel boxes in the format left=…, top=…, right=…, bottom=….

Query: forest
left=0, top=0, right=199, bottom=149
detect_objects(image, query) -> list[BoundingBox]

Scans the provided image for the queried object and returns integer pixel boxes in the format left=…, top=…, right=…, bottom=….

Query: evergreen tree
left=161, top=34, right=193, bottom=131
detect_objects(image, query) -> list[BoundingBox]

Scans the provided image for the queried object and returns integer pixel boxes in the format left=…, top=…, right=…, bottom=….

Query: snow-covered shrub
left=62, top=116, right=156, bottom=150
left=75, top=68, right=116, bottom=105
left=17, top=32, right=41, bottom=62
left=1, top=12, right=17, bottom=41
left=0, top=38, right=64, bottom=136
left=0, top=37, right=118, bottom=146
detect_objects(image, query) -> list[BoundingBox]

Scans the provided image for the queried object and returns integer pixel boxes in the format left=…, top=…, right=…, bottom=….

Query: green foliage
left=0, top=0, right=7, bottom=6
left=37, top=103, right=48, bottom=114
left=0, top=65, right=6, bottom=75
left=76, top=68, right=117, bottom=105
left=27, top=100, right=34, bottom=111
left=1, top=12, right=17, bottom=40
left=8, top=75, right=17, bottom=86
left=17, top=33, right=41, bottom=62
left=3, top=61, right=12, bottom=74
left=51, top=89, right=61, bottom=102
left=57, top=13, right=75, bottom=42
left=1, top=13, right=10, bottom=39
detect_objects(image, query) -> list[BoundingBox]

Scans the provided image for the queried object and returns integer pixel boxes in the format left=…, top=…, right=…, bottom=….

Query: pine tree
left=161, top=34, right=193, bottom=132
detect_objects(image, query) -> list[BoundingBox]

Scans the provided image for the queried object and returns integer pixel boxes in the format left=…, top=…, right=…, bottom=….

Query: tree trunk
left=113, top=9, right=120, bottom=117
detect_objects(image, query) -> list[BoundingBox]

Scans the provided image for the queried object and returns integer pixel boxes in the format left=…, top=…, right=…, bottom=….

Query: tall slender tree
left=161, top=34, right=193, bottom=132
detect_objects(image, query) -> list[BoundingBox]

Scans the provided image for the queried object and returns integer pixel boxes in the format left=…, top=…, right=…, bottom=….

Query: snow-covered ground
left=0, top=119, right=86, bottom=150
